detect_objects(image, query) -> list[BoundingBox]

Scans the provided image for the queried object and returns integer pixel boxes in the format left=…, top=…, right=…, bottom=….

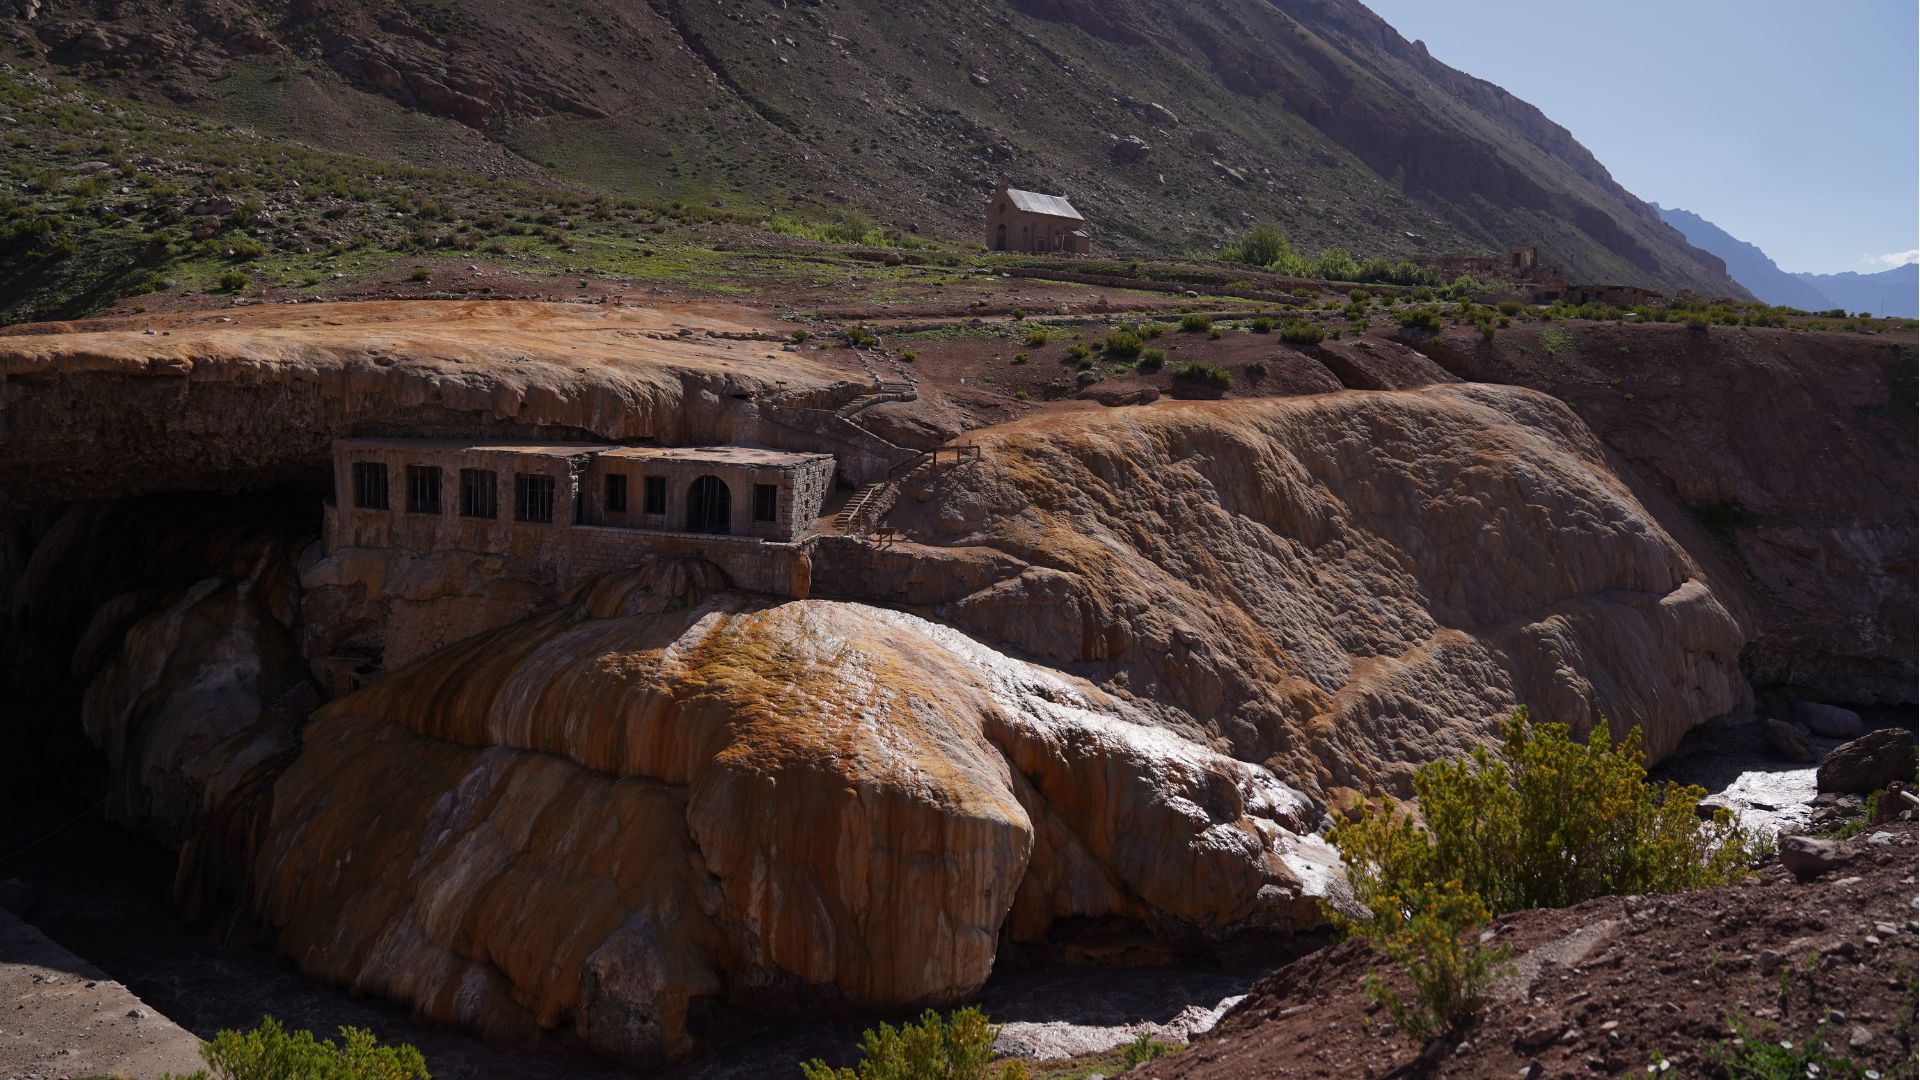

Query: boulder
left=1109, top=134, right=1152, bottom=163
left=1793, top=701, right=1865, bottom=739
left=1817, top=727, right=1919, bottom=793
left=1761, top=717, right=1817, bottom=763
left=1778, top=835, right=1850, bottom=879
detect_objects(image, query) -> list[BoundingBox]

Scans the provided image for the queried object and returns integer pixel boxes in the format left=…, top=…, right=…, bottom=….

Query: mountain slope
left=1655, top=204, right=1835, bottom=309
left=6, top=0, right=1745, bottom=294
left=1797, top=263, right=1918, bottom=318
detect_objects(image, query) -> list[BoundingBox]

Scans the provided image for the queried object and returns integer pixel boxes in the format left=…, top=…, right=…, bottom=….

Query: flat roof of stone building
left=598, top=446, right=832, bottom=468
left=336, top=438, right=831, bottom=468
left=337, top=437, right=606, bottom=459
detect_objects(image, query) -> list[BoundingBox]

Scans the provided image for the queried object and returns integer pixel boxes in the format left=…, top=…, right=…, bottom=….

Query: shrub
left=1173, top=361, right=1232, bottom=389
left=1207, top=327, right=1222, bottom=340
left=799, top=1007, right=1026, bottom=1080
left=1497, top=300, right=1525, bottom=316
left=1139, top=321, right=1166, bottom=338
left=790, top=329, right=810, bottom=343
left=1329, top=709, right=1765, bottom=920
left=1137, top=347, right=1167, bottom=371
left=1011, top=352, right=1029, bottom=364
left=1178, top=312, right=1211, bottom=333
left=1348, top=288, right=1370, bottom=303
left=159, top=1016, right=429, bottom=1080
left=1537, top=326, right=1576, bottom=354
left=1219, top=220, right=1294, bottom=268
left=1397, top=306, right=1443, bottom=332
left=1025, top=329, right=1051, bottom=347
left=900, top=350, right=916, bottom=363
left=1279, top=320, right=1325, bottom=345
left=1010, top=307, right=1025, bottom=320
left=408, top=267, right=431, bottom=282
left=1065, top=342, right=1091, bottom=362
left=1103, top=330, right=1144, bottom=358
left=1121, top=1031, right=1178, bottom=1067
left=1354, top=879, right=1511, bottom=1041
left=845, top=326, right=880, bottom=349
left=216, top=270, right=250, bottom=292
left=1249, top=316, right=1275, bottom=334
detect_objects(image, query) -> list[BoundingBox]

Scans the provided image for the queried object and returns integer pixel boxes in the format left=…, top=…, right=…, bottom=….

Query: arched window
left=685, top=475, right=732, bottom=535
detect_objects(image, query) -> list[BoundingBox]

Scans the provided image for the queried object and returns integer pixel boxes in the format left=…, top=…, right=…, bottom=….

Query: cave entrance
left=685, top=475, right=731, bottom=535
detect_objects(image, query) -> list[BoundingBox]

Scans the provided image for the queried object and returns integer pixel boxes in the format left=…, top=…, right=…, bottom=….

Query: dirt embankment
left=1142, top=827, right=1918, bottom=1079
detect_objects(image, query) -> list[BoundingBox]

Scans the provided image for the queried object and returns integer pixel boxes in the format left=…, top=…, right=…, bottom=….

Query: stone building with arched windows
left=326, top=438, right=834, bottom=601
left=984, top=175, right=1090, bottom=255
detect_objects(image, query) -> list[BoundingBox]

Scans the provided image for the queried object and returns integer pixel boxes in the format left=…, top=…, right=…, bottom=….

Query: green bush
left=1025, top=329, right=1050, bottom=347
left=799, top=1007, right=1027, bottom=1080
left=1497, top=300, right=1525, bottom=316
left=160, top=1016, right=429, bottom=1080
left=1178, top=312, right=1211, bottom=333
left=1397, top=306, right=1443, bottom=332
left=1280, top=320, right=1325, bottom=345
left=1011, top=352, right=1029, bottom=364
left=1329, top=710, right=1765, bottom=920
left=845, top=326, right=880, bottom=349
left=1138, top=347, right=1167, bottom=371
left=1139, top=321, right=1166, bottom=338
left=1348, top=288, right=1370, bottom=303
left=1248, top=316, right=1275, bottom=334
left=1173, top=361, right=1232, bottom=389
left=1103, top=330, right=1143, bottom=358
left=1065, top=342, right=1091, bottom=362
left=1218, top=220, right=1294, bottom=268
left=1121, top=1031, right=1177, bottom=1067
left=216, top=270, right=249, bottom=292
left=408, top=267, right=430, bottom=282
left=1354, top=879, right=1511, bottom=1041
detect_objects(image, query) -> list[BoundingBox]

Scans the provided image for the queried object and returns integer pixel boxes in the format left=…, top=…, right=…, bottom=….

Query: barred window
left=460, top=469, right=497, bottom=519
left=515, top=473, right=555, bottom=523
left=643, top=475, right=667, bottom=515
left=351, top=461, right=388, bottom=510
left=752, top=483, right=778, bottom=523
left=605, top=473, right=628, bottom=513
left=406, top=464, right=442, bottom=514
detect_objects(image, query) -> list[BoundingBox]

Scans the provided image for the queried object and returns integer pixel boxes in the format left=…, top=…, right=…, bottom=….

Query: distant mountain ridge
left=1795, top=264, right=1918, bottom=319
left=5, top=0, right=1747, bottom=294
left=1657, top=204, right=1916, bottom=317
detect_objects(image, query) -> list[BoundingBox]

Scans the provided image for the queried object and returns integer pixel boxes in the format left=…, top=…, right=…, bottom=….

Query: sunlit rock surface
left=249, top=561, right=1340, bottom=1064
left=873, top=385, right=1750, bottom=795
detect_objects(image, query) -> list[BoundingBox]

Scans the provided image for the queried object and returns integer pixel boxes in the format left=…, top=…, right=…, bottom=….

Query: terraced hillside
left=4, top=0, right=1744, bottom=296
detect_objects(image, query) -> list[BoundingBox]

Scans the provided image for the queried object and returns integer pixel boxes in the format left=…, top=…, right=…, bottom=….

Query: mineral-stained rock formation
left=0, top=301, right=868, bottom=518
left=846, top=384, right=1750, bottom=795
left=248, top=561, right=1342, bottom=1064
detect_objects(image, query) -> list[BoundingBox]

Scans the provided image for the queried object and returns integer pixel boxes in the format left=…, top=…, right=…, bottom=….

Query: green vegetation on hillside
left=1328, top=710, right=1767, bottom=1039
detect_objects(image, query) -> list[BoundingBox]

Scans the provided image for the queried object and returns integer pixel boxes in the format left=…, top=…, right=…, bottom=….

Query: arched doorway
left=994, top=223, right=1006, bottom=251
left=685, top=475, right=731, bottom=534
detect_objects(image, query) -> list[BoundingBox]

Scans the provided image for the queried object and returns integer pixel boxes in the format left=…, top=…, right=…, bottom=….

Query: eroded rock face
left=860, top=385, right=1749, bottom=795
left=249, top=561, right=1340, bottom=1065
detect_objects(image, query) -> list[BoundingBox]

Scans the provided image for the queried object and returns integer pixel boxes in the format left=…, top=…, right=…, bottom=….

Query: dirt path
left=0, top=906, right=204, bottom=1079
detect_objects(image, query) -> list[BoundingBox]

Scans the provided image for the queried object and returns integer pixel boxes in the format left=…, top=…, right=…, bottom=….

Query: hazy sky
left=1363, top=0, right=1918, bottom=275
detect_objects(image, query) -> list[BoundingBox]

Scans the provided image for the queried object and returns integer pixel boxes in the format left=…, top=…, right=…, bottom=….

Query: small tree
left=1354, top=879, right=1510, bottom=1042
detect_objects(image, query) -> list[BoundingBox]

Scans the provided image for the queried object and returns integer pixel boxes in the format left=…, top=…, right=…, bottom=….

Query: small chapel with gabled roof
left=984, top=175, right=1091, bottom=254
